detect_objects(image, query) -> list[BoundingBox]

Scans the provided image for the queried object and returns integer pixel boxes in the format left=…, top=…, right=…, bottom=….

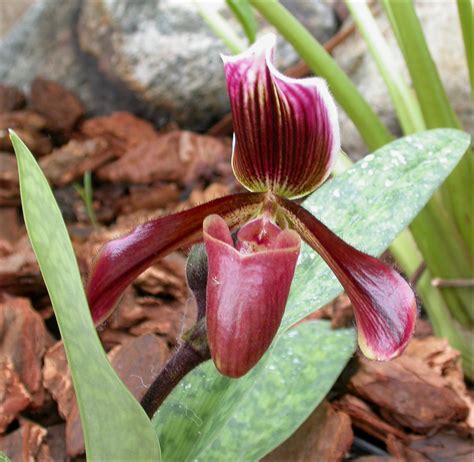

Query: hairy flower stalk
left=87, top=34, right=416, bottom=405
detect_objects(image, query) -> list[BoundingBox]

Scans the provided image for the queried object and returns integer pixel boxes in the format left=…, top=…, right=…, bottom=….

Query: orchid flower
left=87, top=35, right=416, bottom=379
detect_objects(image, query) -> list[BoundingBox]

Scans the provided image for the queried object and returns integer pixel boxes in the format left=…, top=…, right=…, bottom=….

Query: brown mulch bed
left=0, top=80, right=472, bottom=462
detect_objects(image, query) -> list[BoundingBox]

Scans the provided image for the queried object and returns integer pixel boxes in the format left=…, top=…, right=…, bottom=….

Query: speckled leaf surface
left=281, top=128, right=470, bottom=331
left=11, top=132, right=161, bottom=461
left=153, top=129, right=470, bottom=461
left=201, top=321, right=355, bottom=461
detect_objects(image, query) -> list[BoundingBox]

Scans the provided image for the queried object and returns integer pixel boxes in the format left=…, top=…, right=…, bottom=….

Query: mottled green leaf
left=11, top=131, right=161, bottom=461
left=201, top=321, right=355, bottom=461
left=153, top=129, right=470, bottom=461
left=226, top=0, right=258, bottom=43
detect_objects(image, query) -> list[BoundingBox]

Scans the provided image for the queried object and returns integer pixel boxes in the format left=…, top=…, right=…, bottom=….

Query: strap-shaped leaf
left=11, top=132, right=161, bottom=461
left=226, top=0, right=258, bottom=43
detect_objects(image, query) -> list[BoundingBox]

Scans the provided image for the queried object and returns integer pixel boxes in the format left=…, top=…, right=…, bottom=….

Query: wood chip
left=117, top=183, right=180, bottom=214
left=334, top=394, right=409, bottom=443
left=176, top=183, right=230, bottom=211
left=97, top=130, right=230, bottom=185
left=0, top=295, right=47, bottom=408
left=0, top=85, right=26, bottom=112
left=0, top=208, right=22, bottom=244
left=0, top=419, right=52, bottom=462
left=386, top=434, right=429, bottom=462
left=264, top=400, right=353, bottom=462
left=349, top=354, right=469, bottom=433
left=0, top=153, right=19, bottom=206
left=42, top=342, right=75, bottom=422
left=0, top=111, right=53, bottom=156
left=80, top=111, right=159, bottom=157
left=39, top=137, right=112, bottom=186
left=409, top=431, right=473, bottom=461
left=30, top=78, right=84, bottom=132
left=0, top=235, right=44, bottom=297
left=405, top=336, right=474, bottom=435
left=43, top=424, right=66, bottom=462
left=0, top=358, right=32, bottom=432
left=134, top=253, right=188, bottom=301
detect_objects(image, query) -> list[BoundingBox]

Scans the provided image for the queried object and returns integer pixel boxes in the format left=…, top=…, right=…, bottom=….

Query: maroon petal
left=223, top=34, right=340, bottom=199
left=204, top=214, right=301, bottom=378
left=276, top=197, right=416, bottom=360
left=87, top=192, right=265, bottom=325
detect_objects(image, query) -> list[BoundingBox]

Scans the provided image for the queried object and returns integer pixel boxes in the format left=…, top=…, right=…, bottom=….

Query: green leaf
left=226, top=0, right=258, bottom=44
left=0, top=452, right=12, bottom=462
left=345, top=0, right=425, bottom=135
left=201, top=321, right=355, bottom=461
left=153, top=129, right=470, bottom=461
left=11, top=131, right=161, bottom=461
left=153, top=321, right=353, bottom=462
left=382, top=0, right=474, bottom=250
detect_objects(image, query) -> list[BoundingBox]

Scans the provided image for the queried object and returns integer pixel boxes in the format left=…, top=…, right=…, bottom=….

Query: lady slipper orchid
left=86, top=34, right=416, bottom=378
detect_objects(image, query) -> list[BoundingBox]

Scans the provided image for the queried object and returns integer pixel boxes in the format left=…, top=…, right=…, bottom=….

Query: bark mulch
left=0, top=80, right=472, bottom=462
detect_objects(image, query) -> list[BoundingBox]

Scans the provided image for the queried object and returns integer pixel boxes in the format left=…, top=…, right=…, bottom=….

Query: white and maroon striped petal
left=277, top=197, right=417, bottom=360
left=204, top=214, right=301, bottom=377
left=223, top=34, right=340, bottom=199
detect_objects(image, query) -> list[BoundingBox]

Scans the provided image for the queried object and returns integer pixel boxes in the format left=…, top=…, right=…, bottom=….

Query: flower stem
left=141, top=320, right=211, bottom=418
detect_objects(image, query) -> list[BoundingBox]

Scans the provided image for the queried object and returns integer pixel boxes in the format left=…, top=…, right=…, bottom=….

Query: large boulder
left=0, top=0, right=337, bottom=130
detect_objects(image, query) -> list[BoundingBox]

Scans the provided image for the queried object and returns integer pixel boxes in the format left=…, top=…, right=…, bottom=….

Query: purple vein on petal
left=222, top=34, right=340, bottom=199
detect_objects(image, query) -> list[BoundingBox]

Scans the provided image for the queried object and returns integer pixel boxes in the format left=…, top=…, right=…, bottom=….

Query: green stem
left=352, top=0, right=474, bottom=353
left=457, top=0, right=474, bottom=101
left=382, top=0, right=460, bottom=129
left=383, top=0, right=474, bottom=253
left=411, top=205, right=473, bottom=325
left=250, top=0, right=393, bottom=151
left=194, top=1, right=246, bottom=54
left=74, top=172, right=98, bottom=227
left=344, top=0, right=425, bottom=134
left=83, top=171, right=98, bottom=227
left=457, top=0, right=474, bottom=102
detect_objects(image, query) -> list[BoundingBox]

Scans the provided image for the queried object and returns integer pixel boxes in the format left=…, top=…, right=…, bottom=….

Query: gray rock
left=77, top=0, right=337, bottom=129
left=332, top=0, right=473, bottom=159
left=0, top=0, right=164, bottom=123
left=0, top=0, right=337, bottom=130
